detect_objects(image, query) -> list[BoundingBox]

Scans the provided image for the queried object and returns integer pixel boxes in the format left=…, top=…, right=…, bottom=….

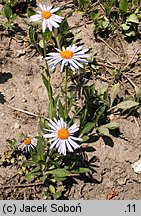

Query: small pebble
left=14, top=122, right=21, bottom=129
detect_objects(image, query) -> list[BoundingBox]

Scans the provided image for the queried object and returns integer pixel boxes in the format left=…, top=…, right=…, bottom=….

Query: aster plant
left=29, top=4, right=64, bottom=32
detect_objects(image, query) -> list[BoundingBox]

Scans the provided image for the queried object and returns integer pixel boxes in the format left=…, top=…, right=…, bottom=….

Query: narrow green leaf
left=71, top=167, right=89, bottom=174
left=48, top=169, right=71, bottom=178
left=134, top=86, right=141, bottom=101
left=119, top=0, right=128, bottom=13
left=36, top=138, right=45, bottom=161
left=80, top=122, right=95, bottom=135
left=110, top=83, right=120, bottom=106
left=58, top=100, right=64, bottom=119
left=92, top=104, right=106, bottom=125
left=116, top=100, right=139, bottom=110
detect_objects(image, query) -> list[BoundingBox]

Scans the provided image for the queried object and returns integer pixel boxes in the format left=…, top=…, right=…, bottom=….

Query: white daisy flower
left=18, top=137, right=37, bottom=152
left=45, top=44, right=89, bottom=72
left=43, top=118, right=82, bottom=156
left=29, top=4, right=64, bottom=32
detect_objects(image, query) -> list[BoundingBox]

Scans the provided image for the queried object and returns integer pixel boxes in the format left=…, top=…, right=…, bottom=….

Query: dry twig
left=4, top=104, right=39, bottom=117
left=0, top=182, right=44, bottom=189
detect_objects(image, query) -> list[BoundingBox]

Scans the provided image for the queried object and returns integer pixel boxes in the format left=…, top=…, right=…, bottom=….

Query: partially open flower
left=18, top=136, right=37, bottom=152
left=45, top=44, right=89, bottom=72
left=43, top=118, right=82, bottom=156
left=29, top=4, right=63, bottom=32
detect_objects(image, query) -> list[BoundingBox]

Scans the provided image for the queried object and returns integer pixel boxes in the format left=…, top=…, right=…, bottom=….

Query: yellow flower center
left=58, top=128, right=70, bottom=139
left=60, top=50, right=74, bottom=59
left=24, top=137, right=31, bottom=145
left=41, top=11, right=51, bottom=19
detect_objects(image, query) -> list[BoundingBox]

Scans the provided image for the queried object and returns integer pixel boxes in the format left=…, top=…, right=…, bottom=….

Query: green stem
left=42, top=34, right=53, bottom=118
left=64, top=66, right=69, bottom=119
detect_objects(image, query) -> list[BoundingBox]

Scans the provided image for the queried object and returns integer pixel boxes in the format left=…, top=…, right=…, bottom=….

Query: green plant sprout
left=0, top=4, right=17, bottom=32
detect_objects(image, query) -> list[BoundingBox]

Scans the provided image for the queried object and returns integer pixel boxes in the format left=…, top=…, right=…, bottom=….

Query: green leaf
left=58, top=100, right=64, bottom=118
left=127, top=13, right=139, bottom=24
left=91, top=10, right=100, bottom=21
left=134, top=86, right=141, bottom=101
left=104, top=122, right=119, bottom=130
left=119, top=0, right=128, bottom=13
left=110, top=83, right=120, bottom=107
left=39, top=117, right=48, bottom=132
left=53, top=191, right=62, bottom=199
left=39, top=39, right=44, bottom=48
left=22, top=160, right=34, bottom=167
left=81, top=135, right=89, bottom=142
left=3, top=4, right=12, bottom=20
left=92, top=104, right=106, bottom=125
left=28, top=27, right=41, bottom=54
left=36, top=137, right=46, bottom=161
left=121, top=23, right=130, bottom=30
left=26, top=7, right=36, bottom=17
left=72, top=33, right=81, bottom=44
left=102, top=20, right=109, bottom=29
left=80, top=122, right=95, bottom=135
left=49, top=185, right=56, bottom=194
left=25, top=172, right=33, bottom=181
left=11, top=13, right=17, bottom=23
left=48, top=169, right=71, bottom=178
left=116, top=100, right=139, bottom=110
left=97, top=126, right=109, bottom=136
left=71, top=167, right=89, bottom=174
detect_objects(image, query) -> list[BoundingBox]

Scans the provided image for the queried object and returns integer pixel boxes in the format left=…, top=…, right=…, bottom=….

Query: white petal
left=70, top=136, right=83, bottom=141
left=29, top=14, right=42, bottom=22
left=74, top=49, right=89, bottom=55
left=49, top=19, right=60, bottom=28
left=47, top=20, right=53, bottom=31
left=42, top=19, right=47, bottom=32
left=31, top=138, right=37, bottom=146
left=66, top=140, right=73, bottom=152
left=73, top=45, right=83, bottom=52
left=69, top=63, right=75, bottom=71
left=71, top=58, right=84, bottom=68
left=38, top=4, right=44, bottom=11
left=56, top=139, right=61, bottom=148
left=46, top=52, right=60, bottom=57
left=68, top=123, right=79, bottom=133
left=48, top=136, right=58, bottom=143
left=69, top=59, right=79, bottom=70
left=50, top=7, right=60, bottom=13
left=49, top=119, right=60, bottom=130
left=68, top=137, right=80, bottom=149
left=60, top=118, right=65, bottom=128
left=50, top=138, right=59, bottom=149
left=43, top=128, right=53, bottom=132
left=47, top=6, right=52, bottom=11
left=42, top=4, right=47, bottom=11
left=61, top=59, right=67, bottom=72
left=43, top=133, right=56, bottom=138
left=60, top=140, right=66, bottom=155
left=55, top=48, right=62, bottom=52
